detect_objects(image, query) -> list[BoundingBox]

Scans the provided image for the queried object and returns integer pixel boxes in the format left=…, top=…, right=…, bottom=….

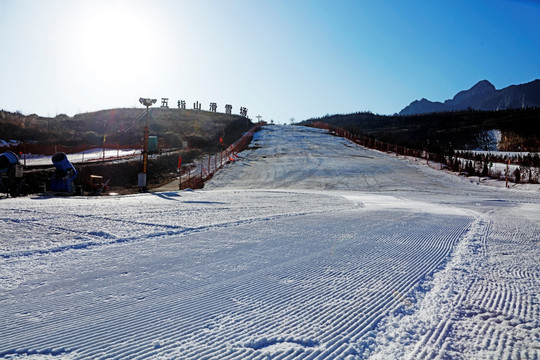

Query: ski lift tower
left=138, top=97, right=157, bottom=191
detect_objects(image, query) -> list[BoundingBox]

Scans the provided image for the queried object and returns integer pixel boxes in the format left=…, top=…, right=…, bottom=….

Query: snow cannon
left=0, top=151, right=19, bottom=171
left=50, top=152, right=78, bottom=194
left=0, top=151, right=24, bottom=197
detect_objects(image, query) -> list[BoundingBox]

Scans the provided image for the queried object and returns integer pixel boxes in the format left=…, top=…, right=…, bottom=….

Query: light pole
left=138, top=97, right=156, bottom=191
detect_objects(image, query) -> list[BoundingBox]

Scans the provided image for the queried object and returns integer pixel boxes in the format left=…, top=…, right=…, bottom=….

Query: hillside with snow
left=1, top=125, right=539, bottom=359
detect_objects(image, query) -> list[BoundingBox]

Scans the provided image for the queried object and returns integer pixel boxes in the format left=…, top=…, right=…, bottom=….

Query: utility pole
left=138, top=97, right=157, bottom=191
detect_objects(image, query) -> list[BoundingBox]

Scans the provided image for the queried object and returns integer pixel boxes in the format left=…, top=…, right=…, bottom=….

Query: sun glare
left=67, top=1, right=162, bottom=90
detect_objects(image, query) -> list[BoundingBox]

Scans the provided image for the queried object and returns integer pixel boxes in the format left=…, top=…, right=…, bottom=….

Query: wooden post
left=506, top=159, right=509, bottom=188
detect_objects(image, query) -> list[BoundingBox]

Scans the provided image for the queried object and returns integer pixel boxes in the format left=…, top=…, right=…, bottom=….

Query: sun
left=66, top=1, right=162, bottom=89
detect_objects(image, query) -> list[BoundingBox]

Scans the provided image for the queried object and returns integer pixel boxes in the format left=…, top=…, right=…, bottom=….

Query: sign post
left=138, top=97, right=157, bottom=191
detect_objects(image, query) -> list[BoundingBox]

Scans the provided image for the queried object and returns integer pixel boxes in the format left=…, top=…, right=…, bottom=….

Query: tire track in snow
left=0, top=205, right=355, bottom=260
left=453, top=206, right=540, bottom=360
left=403, top=215, right=492, bottom=360
left=178, top=215, right=468, bottom=358
left=0, top=210, right=472, bottom=359
left=1, top=189, right=357, bottom=259
left=3, top=210, right=389, bottom=354
left=174, top=215, right=462, bottom=359
left=373, top=205, right=540, bottom=359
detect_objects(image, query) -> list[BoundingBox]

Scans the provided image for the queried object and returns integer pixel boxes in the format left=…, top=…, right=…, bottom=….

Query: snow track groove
left=0, top=191, right=357, bottom=259
left=372, top=207, right=540, bottom=359
left=0, top=206, right=472, bottom=359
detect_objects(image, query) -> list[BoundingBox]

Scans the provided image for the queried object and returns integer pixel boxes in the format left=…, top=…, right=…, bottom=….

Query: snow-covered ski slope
left=1, top=125, right=539, bottom=359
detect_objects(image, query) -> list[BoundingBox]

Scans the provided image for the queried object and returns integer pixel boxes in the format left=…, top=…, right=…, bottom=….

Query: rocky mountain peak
left=399, top=79, right=540, bottom=115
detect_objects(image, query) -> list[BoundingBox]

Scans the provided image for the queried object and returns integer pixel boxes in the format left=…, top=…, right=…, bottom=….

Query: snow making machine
left=0, top=151, right=24, bottom=197
left=50, top=152, right=78, bottom=194
left=88, top=175, right=110, bottom=196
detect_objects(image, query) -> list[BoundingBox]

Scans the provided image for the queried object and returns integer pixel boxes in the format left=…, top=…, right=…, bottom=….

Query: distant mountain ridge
left=399, top=79, right=540, bottom=115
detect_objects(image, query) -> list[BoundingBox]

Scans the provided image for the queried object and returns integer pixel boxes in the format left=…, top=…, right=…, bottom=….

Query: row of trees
left=0, top=108, right=253, bottom=156
left=300, top=108, right=540, bottom=152
left=307, top=122, right=540, bottom=184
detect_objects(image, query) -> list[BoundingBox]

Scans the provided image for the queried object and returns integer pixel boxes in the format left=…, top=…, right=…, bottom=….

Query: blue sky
left=0, top=0, right=539, bottom=123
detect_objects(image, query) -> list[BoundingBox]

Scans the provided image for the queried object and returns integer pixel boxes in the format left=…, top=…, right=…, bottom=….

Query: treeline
left=0, top=108, right=252, bottom=152
left=299, top=108, right=540, bottom=152
left=454, top=150, right=540, bottom=167
left=308, top=122, right=540, bottom=184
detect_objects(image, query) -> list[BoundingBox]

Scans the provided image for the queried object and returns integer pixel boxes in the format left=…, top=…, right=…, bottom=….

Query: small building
left=148, top=136, right=158, bottom=153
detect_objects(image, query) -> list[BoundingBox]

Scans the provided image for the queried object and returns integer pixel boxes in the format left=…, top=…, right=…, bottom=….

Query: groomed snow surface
left=1, top=125, right=539, bottom=359
left=22, top=149, right=140, bottom=167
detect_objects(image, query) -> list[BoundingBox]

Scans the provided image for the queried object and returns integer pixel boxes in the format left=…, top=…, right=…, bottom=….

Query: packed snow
left=21, top=148, right=141, bottom=167
left=1, top=125, right=539, bottom=359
